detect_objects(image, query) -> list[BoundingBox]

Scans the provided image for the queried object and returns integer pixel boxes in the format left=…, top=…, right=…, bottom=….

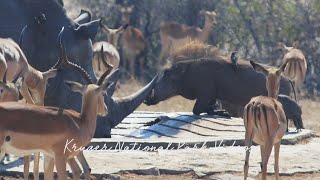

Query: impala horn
left=58, top=27, right=93, bottom=84
left=97, top=45, right=113, bottom=85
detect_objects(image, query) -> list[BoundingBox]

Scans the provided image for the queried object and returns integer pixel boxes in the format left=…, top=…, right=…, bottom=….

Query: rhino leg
left=193, top=97, right=210, bottom=115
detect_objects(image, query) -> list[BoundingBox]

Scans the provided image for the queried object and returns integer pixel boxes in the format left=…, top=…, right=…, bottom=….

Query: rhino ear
left=74, top=19, right=101, bottom=40
left=74, top=10, right=92, bottom=25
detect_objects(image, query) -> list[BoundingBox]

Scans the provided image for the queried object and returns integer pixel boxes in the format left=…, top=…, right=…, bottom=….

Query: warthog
left=144, top=41, right=292, bottom=116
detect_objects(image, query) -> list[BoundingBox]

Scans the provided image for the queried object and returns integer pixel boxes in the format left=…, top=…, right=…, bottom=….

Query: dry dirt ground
left=1, top=171, right=320, bottom=179
left=103, top=80, right=320, bottom=180
left=1, top=81, right=319, bottom=180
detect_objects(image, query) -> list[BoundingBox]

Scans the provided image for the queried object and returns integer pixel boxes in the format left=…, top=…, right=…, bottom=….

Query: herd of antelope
left=0, top=3, right=309, bottom=180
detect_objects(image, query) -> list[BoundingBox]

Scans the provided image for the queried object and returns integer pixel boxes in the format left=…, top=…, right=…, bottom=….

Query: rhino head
left=144, top=62, right=186, bottom=105
left=57, top=26, right=159, bottom=138
left=0, top=0, right=100, bottom=110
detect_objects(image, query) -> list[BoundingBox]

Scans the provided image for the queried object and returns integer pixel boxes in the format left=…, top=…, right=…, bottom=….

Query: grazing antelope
left=243, top=61, right=288, bottom=180
left=159, top=10, right=217, bottom=63
left=118, top=5, right=146, bottom=78
left=278, top=41, right=307, bottom=100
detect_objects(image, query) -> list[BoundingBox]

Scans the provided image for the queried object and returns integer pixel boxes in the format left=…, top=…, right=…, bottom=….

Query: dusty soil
left=1, top=171, right=320, bottom=180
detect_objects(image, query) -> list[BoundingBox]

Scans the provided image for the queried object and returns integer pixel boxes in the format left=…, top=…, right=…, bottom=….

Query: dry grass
left=114, top=79, right=320, bottom=135
left=300, top=99, right=320, bottom=134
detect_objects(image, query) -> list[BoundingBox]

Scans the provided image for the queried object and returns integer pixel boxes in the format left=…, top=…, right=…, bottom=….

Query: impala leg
left=274, top=142, right=281, bottom=180
left=68, top=158, right=81, bottom=180
left=44, top=156, right=54, bottom=180
left=20, top=82, right=35, bottom=104
left=33, top=153, right=40, bottom=180
left=261, top=141, right=273, bottom=180
left=23, top=156, right=30, bottom=180
left=0, top=150, right=5, bottom=163
left=260, top=145, right=265, bottom=165
left=243, top=132, right=253, bottom=180
left=55, top=156, right=67, bottom=180
left=77, top=152, right=91, bottom=180
left=139, top=55, right=144, bottom=79
left=129, top=58, right=135, bottom=78
left=243, top=105, right=254, bottom=180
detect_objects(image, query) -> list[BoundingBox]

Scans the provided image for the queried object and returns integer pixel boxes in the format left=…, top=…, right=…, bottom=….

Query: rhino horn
left=108, top=75, right=158, bottom=127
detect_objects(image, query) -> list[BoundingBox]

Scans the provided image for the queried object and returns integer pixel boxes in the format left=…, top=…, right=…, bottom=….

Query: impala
left=0, top=33, right=58, bottom=105
left=92, top=41, right=119, bottom=77
left=278, top=41, right=307, bottom=100
left=159, top=10, right=217, bottom=63
left=0, top=42, right=115, bottom=180
left=1, top=29, right=60, bottom=179
left=118, top=5, right=145, bottom=77
left=93, top=19, right=127, bottom=77
left=243, top=61, right=288, bottom=180
left=0, top=72, right=23, bottom=102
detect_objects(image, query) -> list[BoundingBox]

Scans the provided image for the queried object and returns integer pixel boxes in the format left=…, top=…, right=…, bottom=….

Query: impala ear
left=116, top=24, right=129, bottom=33
left=277, top=42, right=289, bottom=51
left=292, top=41, right=299, bottom=49
left=43, top=69, right=58, bottom=80
left=65, top=81, right=85, bottom=93
left=250, top=61, right=269, bottom=76
left=277, top=62, right=288, bottom=75
left=0, top=81, right=9, bottom=91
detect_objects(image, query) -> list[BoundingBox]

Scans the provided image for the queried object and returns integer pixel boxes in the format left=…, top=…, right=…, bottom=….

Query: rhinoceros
left=0, top=0, right=156, bottom=137
left=144, top=41, right=292, bottom=116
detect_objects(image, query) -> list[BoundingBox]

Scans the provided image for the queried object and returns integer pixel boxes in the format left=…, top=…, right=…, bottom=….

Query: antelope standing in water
left=243, top=61, right=288, bottom=180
